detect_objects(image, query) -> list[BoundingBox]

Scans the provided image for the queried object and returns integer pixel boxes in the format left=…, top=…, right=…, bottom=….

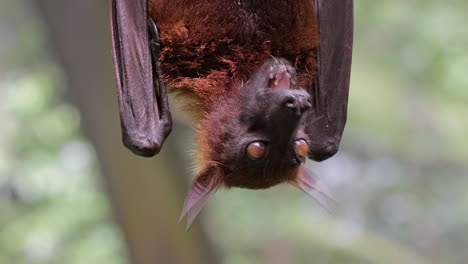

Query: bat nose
left=282, top=91, right=311, bottom=116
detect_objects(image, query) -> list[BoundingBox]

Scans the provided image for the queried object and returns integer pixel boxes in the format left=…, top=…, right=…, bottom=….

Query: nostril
left=283, top=97, right=296, bottom=109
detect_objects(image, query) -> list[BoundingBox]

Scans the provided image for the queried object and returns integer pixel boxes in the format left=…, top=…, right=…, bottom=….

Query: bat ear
left=290, top=166, right=336, bottom=211
left=178, top=166, right=223, bottom=230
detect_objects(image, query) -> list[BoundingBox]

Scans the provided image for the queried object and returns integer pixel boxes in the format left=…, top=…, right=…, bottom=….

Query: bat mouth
left=267, top=61, right=293, bottom=90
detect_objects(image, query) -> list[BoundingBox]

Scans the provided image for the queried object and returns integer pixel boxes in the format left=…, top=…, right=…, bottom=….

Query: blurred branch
left=33, top=0, right=218, bottom=263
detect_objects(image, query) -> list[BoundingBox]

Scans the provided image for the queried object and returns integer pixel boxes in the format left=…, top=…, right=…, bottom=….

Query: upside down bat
left=110, top=0, right=353, bottom=229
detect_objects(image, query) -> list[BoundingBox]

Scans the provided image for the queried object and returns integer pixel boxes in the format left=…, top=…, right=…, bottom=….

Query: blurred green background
left=1, top=0, right=467, bottom=263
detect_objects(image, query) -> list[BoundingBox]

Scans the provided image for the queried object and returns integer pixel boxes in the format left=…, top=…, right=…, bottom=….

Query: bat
left=110, top=0, right=353, bottom=229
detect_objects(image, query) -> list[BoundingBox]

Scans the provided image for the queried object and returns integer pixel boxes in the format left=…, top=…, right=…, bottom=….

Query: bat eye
left=294, top=139, right=309, bottom=158
left=246, top=141, right=267, bottom=160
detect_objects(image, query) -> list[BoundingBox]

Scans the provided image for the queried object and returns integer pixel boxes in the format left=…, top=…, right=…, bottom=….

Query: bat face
left=199, top=58, right=311, bottom=189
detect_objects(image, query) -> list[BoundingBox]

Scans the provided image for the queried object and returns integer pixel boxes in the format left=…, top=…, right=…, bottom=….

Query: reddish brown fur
left=150, top=0, right=318, bottom=113
left=150, top=0, right=319, bottom=172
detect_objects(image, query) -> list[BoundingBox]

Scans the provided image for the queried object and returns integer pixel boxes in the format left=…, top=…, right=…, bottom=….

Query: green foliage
left=351, top=0, right=468, bottom=159
left=0, top=1, right=126, bottom=263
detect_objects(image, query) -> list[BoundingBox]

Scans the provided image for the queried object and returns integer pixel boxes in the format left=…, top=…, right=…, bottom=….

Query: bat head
left=179, top=58, right=333, bottom=229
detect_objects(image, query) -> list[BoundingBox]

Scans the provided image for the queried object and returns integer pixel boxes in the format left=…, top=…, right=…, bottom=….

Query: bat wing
left=306, top=0, right=354, bottom=161
left=110, top=0, right=172, bottom=157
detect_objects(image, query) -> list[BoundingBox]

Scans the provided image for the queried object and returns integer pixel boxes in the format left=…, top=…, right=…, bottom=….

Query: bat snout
left=280, top=90, right=312, bottom=116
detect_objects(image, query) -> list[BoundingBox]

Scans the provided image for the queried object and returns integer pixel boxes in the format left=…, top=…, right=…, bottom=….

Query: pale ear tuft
left=290, top=166, right=336, bottom=211
left=179, top=166, right=223, bottom=230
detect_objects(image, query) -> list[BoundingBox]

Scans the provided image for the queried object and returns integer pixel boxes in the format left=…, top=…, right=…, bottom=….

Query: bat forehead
left=223, top=162, right=300, bottom=189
